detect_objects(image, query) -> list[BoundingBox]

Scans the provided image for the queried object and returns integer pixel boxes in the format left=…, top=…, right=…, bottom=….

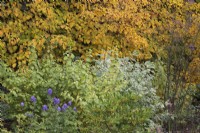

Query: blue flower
left=57, top=106, right=61, bottom=111
left=30, top=96, right=36, bottom=103
left=62, top=103, right=68, bottom=111
left=42, top=105, right=48, bottom=111
left=68, top=101, right=72, bottom=106
left=53, top=97, right=60, bottom=105
left=73, top=107, right=77, bottom=112
left=47, top=88, right=53, bottom=95
left=20, top=102, right=24, bottom=107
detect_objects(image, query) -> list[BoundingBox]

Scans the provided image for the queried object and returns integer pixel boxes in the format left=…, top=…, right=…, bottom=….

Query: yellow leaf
left=0, top=31, right=3, bottom=37
left=12, top=63, right=17, bottom=68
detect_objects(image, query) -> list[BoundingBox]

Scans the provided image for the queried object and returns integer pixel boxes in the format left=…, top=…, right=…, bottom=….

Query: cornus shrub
left=79, top=56, right=163, bottom=132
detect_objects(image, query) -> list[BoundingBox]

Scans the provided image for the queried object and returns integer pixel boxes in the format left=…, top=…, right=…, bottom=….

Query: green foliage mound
left=81, top=57, right=162, bottom=132
left=0, top=50, right=162, bottom=132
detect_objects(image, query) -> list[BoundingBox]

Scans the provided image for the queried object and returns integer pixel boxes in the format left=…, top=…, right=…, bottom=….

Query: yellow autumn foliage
left=0, top=0, right=199, bottom=82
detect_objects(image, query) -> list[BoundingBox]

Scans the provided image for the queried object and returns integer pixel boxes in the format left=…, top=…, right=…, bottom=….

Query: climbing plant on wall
left=0, top=0, right=199, bottom=83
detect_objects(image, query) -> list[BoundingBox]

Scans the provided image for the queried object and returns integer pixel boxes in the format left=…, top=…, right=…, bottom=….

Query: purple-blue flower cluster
left=73, top=107, right=77, bottom=112
left=57, top=106, right=61, bottom=111
left=68, top=101, right=72, bottom=106
left=20, top=102, right=25, bottom=107
left=62, top=103, right=68, bottom=111
left=42, top=105, right=48, bottom=111
left=20, top=88, right=77, bottom=114
left=53, top=97, right=60, bottom=105
left=30, top=96, right=36, bottom=103
left=48, top=88, right=53, bottom=95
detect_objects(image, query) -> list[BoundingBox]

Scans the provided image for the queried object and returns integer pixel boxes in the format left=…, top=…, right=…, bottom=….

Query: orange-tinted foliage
left=0, top=0, right=199, bottom=82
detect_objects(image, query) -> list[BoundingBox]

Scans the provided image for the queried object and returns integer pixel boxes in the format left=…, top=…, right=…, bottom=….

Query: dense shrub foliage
left=80, top=57, right=163, bottom=132
left=0, top=50, right=163, bottom=132
left=0, top=1, right=199, bottom=84
left=0, top=51, right=199, bottom=132
left=0, top=0, right=199, bottom=132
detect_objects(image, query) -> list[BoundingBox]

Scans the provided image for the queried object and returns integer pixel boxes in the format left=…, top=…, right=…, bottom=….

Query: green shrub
left=0, top=50, right=87, bottom=132
left=0, top=50, right=162, bottom=132
left=79, top=56, right=163, bottom=132
left=13, top=90, right=78, bottom=133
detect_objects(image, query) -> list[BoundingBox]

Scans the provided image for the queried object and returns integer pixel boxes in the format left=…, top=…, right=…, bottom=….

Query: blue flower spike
left=20, top=102, right=25, bottom=107
left=73, top=107, right=77, bottom=112
left=57, top=106, right=61, bottom=112
left=68, top=101, right=72, bottom=106
left=47, top=88, right=53, bottom=96
left=62, top=103, right=68, bottom=111
left=30, top=96, right=36, bottom=103
left=53, top=97, right=60, bottom=105
left=42, top=105, right=48, bottom=111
